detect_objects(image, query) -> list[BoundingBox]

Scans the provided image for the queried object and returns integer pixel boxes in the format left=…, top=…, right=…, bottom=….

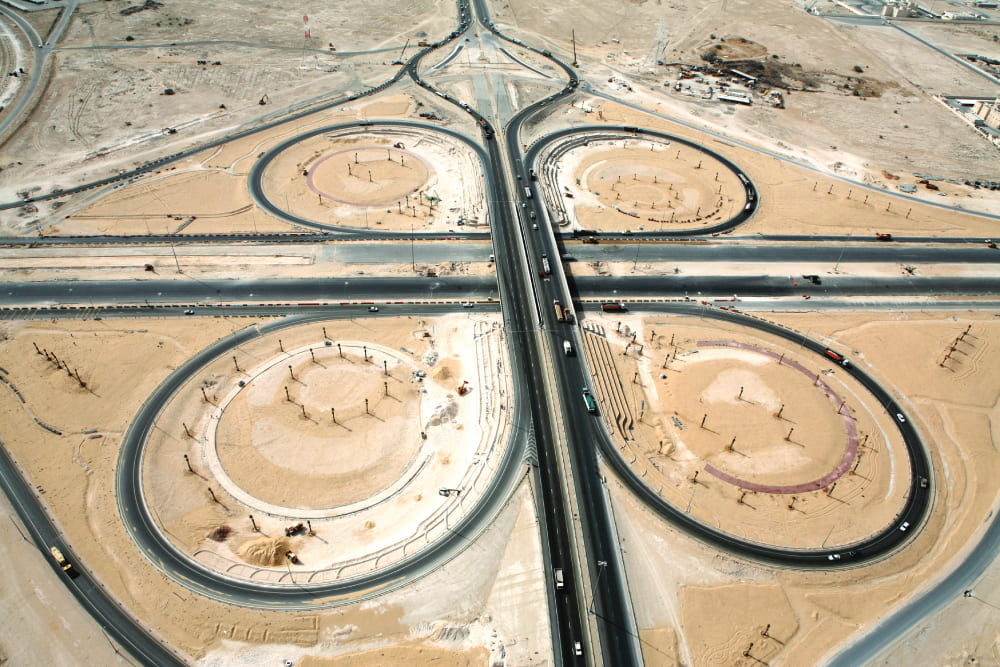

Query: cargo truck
left=823, top=348, right=851, bottom=367
left=581, top=387, right=597, bottom=413
left=563, top=340, right=573, bottom=356
left=601, top=302, right=626, bottom=312
left=523, top=185, right=532, bottom=199
left=553, top=299, right=565, bottom=322
left=50, top=546, right=72, bottom=572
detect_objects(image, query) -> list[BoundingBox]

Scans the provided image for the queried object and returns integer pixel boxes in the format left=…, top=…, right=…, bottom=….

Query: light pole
left=588, top=560, right=608, bottom=614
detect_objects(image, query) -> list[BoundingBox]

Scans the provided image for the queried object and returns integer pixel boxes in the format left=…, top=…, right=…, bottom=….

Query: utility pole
left=572, top=29, right=578, bottom=67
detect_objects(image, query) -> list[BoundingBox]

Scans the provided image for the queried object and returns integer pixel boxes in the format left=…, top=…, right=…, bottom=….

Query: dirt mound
left=206, top=525, right=231, bottom=542
left=237, top=536, right=291, bottom=566
left=425, top=396, right=459, bottom=428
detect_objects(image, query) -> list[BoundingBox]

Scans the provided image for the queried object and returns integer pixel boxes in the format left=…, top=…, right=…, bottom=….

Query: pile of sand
left=237, top=536, right=291, bottom=567
left=425, top=396, right=458, bottom=428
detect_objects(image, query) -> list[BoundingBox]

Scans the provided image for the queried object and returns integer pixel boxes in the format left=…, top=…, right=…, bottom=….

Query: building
left=972, top=97, right=1000, bottom=129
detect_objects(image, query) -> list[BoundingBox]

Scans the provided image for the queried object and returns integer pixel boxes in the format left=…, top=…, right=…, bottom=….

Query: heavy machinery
left=457, top=381, right=470, bottom=395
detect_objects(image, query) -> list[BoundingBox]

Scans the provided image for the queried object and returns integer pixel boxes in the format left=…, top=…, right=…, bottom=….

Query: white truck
left=563, top=341, right=573, bottom=356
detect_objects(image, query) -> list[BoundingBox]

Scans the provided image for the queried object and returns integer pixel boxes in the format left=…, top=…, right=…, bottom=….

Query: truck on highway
left=50, top=546, right=72, bottom=572
left=601, top=302, right=626, bottom=312
left=581, top=388, right=597, bottom=414
left=563, top=340, right=574, bottom=356
left=553, top=299, right=566, bottom=322
left=554, top=568, right=564, bottom=589
left=523, top=185, right=532, bottom=199
left=823, top=348, right=851, bottom=367
left=876, top=233, right=893, bottom=241
left=541, top=254, right=552, bottom=275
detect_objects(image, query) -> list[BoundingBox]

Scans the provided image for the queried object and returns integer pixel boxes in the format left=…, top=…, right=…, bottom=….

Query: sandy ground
left=0, top=314, right=547, bottom=663
left=539, top=135, right=746, bottom=233
left=0, top=491, right=128, bottom=666
left=500, top=0, right=1000, bottom=189
left=0, top=241, right=498, bottom=283
left=524, top=97, right=1000, bottom=235
left=12, top=90, right=483, bottom=238
left=259, top=125, right=487, bottom=232
left=0, top=0, right=458, bottom=203
left=580, top=314, right=909, bottom=550
left=605, top=309, right=1000, bottom=666
left=142, top=314, right=512, bottom=579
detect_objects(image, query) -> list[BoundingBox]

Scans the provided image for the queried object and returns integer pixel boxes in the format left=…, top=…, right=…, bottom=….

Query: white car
left=368, top=306, right=379, bottom=312
left=462, top=302, right=474, bottom=308
left=895, top=413, right=906, bottom=423
left=900, top=521, right=910, bottom=532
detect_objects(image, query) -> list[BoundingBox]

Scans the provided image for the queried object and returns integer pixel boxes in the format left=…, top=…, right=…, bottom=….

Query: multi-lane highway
left=1, top=0, right=998, bottom=664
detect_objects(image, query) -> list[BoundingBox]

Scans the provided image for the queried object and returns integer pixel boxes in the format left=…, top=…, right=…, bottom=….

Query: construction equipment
left=392, top=39, right=410, bottom=65
left=284, top=522, right=306, bottom=537
left=457, top=381, right=470, bottom=395
left=285, top=551, right=300, bottom=564
left=258, top=94, right=269, bottom=106
left=876, top=233, right=893, bottom=241
left=50, top=546, right=72, bottom=572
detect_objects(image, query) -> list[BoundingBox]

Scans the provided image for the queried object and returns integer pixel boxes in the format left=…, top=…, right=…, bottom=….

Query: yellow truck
left=49, top=546, right=72, bottom=572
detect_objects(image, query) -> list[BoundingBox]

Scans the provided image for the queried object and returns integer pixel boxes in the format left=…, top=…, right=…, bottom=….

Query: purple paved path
left=696, top=340, right=859, bottom=494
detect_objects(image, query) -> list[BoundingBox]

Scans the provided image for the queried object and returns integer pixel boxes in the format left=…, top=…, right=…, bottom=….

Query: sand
left=606, top=309, right=1000, bottom=667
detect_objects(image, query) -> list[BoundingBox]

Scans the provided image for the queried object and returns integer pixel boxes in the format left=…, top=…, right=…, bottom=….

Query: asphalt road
left=584, top=302, right=933, bottom=566
left=525, top=125, right=758, bottom=238
left=0, top=443, right=185, bottom=666
left=3, top=275, right=999, bottom=309
left=113, top=310, right=529, bottom=611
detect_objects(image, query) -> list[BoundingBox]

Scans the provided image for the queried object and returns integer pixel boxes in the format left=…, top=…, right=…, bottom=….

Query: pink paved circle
left=305, top=147, right=433, bottom=208
left=696, top=340, right=859, bottom=494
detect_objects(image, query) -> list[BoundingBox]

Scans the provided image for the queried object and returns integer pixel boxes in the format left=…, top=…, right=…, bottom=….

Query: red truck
left=601, top=303, right=626, bottom=312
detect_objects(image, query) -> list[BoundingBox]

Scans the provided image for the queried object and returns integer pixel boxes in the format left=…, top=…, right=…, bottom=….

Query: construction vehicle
left=285, top=550, right=300, bottom=564
left=876, top=233, right=893, bottom=241
left=457, top=381, right=470, bottom=395
left=285, top=522, right=306, bottom=537
left=392, top=39, right=410, bottom=65
left=553, top=299, right=566, bottom=322
left=49, top=546, right=72, bottom=572
left=418, top=40, right=430, bottom=47
left=258, top=94, right=269, bottom=106
left=581, top=388, right=597, bottom=414
left=601, top=302, right=626, bottom=312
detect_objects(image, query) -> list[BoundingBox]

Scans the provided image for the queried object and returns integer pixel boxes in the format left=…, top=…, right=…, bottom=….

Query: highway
left=0, top=0, right=994, bottom=664
left=3, top=274, right=999, bottom=308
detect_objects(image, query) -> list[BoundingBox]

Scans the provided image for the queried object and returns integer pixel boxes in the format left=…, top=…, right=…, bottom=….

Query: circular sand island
left=257, top=124, right=487, bottom=232
left=580, top=314, right=911, bottom=550
left=137, top=315, right=511, bottom=585
left=537, top=132, right=748, bottom=233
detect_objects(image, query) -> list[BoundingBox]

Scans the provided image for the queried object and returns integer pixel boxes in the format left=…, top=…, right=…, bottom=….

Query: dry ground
left=0, top=314, right=542, bottom=663
left=526, top=97, right=1000, bottom=233
left=501, top=0, right=1000, bottom=191
left=608, top=309, right=1000, bottom=666
left=582, top=314, right=909, bottom=550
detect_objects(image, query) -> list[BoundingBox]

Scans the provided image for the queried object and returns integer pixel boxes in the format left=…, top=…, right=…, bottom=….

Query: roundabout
left=251, top=122, right=488, bottom=233
left=580, top=305, right=932, bottom=562
left=525, top=126, right=757, bottom=236
left=118, top=312, right=521, bottom=601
